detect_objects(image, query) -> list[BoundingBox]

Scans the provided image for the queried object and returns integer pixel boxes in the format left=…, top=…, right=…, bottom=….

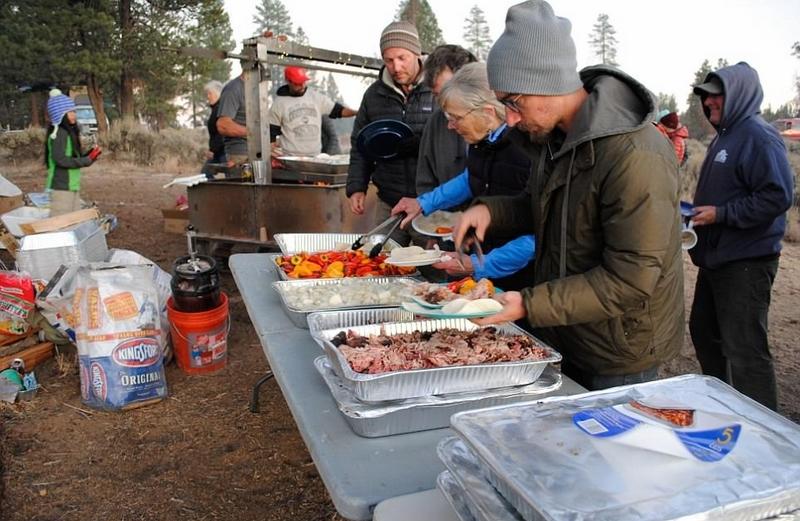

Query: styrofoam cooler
left=16, top=220, right=108, bottom=281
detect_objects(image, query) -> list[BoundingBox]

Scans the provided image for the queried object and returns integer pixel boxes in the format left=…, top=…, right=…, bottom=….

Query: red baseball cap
left=285, top=66, right=309, bottom=85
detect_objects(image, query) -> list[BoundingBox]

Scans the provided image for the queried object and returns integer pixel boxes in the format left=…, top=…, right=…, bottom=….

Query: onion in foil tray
left=281, top=279, right=413, bottom=311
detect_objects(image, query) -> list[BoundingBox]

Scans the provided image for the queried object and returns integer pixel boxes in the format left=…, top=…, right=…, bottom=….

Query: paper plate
left=410, top=284, right=505, bottom=309
left=401, top=301, right=502, bottom=319
left=356, top=119, right=413, bottom=161
left=411, top=210, right=461, bottom=238
left=385, top=253, right=449, bottom=267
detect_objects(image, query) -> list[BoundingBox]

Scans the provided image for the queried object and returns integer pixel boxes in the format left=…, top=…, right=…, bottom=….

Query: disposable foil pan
left=272, top=277, right=418, bottom=329
left=307, top=308, right=420, bottom=349
left=450, top=374, right=800, bottom=521
left=269, top=252, right=418, bottom=281
left=16, top=220, right=108, bottom=281
left=317, top=318, right=561, bottom=402
left=437, top=437, right=524, bottom=521
left=437, top=471, right=476, bottom=521
left=274, top=233, right=400, bottom=255
left=314, top=356, right=562, bottom=437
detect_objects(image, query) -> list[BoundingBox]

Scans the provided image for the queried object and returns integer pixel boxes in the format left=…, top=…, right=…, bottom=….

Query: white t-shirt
left=269, top=88, right=335, bottom=156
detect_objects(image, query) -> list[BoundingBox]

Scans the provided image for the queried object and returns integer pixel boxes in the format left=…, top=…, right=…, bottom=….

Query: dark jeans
left=561, top=361, right=660, bottom=391
left=689, top=257, right=779, bottom=410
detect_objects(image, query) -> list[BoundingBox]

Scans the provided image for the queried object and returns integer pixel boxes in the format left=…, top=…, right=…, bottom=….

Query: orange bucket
left=167, top=292, right=229, bottom=375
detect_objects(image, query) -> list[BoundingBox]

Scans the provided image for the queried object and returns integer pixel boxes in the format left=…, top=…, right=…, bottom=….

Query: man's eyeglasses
left=444, top=106, right=478, bottom=123
left=499, top=93, right=524, bottom=113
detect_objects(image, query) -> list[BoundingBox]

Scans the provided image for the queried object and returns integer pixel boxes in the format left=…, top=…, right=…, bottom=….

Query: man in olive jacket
left=456, top=0, right=684, bottom=390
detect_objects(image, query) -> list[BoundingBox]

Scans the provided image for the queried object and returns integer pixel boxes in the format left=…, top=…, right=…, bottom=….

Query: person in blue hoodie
left=689, top=62, right=794, bottom=411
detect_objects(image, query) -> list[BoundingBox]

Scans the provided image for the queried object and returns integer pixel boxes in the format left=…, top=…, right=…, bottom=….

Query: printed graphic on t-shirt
left=714, top=149, right=728, bottom=163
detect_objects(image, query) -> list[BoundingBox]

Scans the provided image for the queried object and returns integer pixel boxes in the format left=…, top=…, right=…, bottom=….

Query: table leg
left=249, top=372, right=274, bottom=413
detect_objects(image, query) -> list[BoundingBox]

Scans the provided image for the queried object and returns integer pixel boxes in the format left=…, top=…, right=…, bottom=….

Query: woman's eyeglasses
left=444, top=106, right=479, bottom=123
left=499, top=93, right=524, bottom=113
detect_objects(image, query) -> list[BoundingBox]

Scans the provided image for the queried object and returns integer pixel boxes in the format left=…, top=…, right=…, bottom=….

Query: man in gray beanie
left=454, top=0, right=684, bottom=391
left=347, top=19, right=434, bottom=245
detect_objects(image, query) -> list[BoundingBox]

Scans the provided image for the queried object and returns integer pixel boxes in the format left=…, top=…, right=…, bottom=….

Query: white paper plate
left=411, top=211, right=461, bottom=238
left=385, top=253, right=450, bottom=267
left=401, top=301, right=501, bottom=319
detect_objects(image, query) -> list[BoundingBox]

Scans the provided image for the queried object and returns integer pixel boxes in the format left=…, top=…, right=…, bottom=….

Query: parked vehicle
left=771, top=118, right=800, bottom=141
left=75, top=104, right=100, bottom=135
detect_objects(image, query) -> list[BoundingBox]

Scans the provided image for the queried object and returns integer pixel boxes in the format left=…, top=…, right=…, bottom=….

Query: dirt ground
left=0, top=161, right=798, bottom=521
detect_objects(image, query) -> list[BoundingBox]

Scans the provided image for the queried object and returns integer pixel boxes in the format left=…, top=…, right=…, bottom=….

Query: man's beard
left=519, top=123, right=553, bottom=144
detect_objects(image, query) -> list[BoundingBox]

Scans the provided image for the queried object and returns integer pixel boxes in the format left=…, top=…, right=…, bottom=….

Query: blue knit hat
left=47, top=89, right=76, bottom=138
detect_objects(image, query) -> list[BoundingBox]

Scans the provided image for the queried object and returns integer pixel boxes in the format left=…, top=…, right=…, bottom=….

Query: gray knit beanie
left=487, top=0, right=582, bottom=95
left=379, top=21, right=421, bottom=56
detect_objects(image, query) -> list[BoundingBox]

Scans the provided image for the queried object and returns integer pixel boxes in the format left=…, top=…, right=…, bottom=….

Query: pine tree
left=396, top=0, right=444, bottom=53
left=463, top=5, right=492, bottom=61
left=252, top=0, right=297, bottom=94
left=325, top=73, right=343, bottom=103
left=252, top=0, right=294, bottom=38
left=588, top=13, right=618, bottom=67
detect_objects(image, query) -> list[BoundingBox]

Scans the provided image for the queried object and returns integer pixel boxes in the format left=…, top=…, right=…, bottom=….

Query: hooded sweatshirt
left=480, top=65, right=684, bottom=376
left=689, top=62, right=794, bottom=270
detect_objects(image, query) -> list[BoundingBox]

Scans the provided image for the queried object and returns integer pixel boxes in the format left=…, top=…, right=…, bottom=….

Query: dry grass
left=0, top=122, right=206, bottom=169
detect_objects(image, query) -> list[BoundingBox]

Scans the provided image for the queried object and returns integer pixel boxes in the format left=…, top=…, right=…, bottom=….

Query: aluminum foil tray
left=314, top=356, right=562, bottom=437
left=278, top=157, right=349, bottom=174
left=450, top=375, right=800, bottom=521
left=438, top=437, right=524, bottom=521
left=272, top=277, right=417, bottom=329
left=16, top=220, right=108, bottom=282
left=269, top=252, right=418, bottom=281
left=316, top=318, right=561, bottom=402
left=274, top=233, right=400, bottom=255
left=437, top=471, right=476, bottom=521
left=307, top=308, right=420, bottom=349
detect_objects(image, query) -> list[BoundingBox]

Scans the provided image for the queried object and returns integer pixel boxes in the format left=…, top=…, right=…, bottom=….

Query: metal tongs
left=351, top=213, right=406, bottom=257
left=458, top=229, right=485, bottom=269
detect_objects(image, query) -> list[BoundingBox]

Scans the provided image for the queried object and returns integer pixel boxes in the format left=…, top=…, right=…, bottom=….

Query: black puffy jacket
left=347, top=66, right=435, bottom=206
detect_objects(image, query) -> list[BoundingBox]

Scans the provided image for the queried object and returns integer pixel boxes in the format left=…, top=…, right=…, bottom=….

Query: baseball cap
left=693, top=76, right=723, bottom=96
left=284, top=66, right=309, bottom=85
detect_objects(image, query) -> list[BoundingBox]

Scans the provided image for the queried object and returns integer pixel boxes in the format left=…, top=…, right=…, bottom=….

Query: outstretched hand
left=471, top=290, right=527, bottom=326
left=391, top=197, right=422, bottom=228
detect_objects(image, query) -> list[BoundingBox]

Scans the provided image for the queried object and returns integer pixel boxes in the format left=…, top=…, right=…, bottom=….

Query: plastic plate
left=356, top=119, right=413, bottom=161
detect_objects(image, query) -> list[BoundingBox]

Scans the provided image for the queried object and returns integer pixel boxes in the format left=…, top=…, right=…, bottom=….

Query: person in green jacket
left=453, top=0, right=684, bottom=391
left=44, top=89, right=101, bottom=216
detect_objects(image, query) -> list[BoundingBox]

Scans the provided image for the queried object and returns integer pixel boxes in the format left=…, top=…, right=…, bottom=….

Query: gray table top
left=230, top=253, right=587, bottom=520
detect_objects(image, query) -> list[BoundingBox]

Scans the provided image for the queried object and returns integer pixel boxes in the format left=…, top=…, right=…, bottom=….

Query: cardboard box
left=162, top=208, right=188, bottom=234
left=0, top=195, right=24, bottom=216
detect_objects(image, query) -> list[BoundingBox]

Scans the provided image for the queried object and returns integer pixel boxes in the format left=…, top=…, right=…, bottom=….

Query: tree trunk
left=30, top=91, right=42, bottom=128
left=86, top=74, right=109, bottom=135
left=119, top=0, right=135, bottom=121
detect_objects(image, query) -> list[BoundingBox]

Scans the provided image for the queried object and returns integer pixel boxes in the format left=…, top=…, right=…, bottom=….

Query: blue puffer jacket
left=689, top=62, right=795, bottom=270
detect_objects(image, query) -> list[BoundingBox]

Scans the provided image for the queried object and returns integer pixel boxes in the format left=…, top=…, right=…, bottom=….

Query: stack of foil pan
left=316, top=318, right=562, bottom=402
left=443, top=374, right=800, bottom=521
left=314, top=356, right=562, bottom=438
left=16, top=220, right=108, bottom=282
left=272, top=277, right=418, bottom=329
